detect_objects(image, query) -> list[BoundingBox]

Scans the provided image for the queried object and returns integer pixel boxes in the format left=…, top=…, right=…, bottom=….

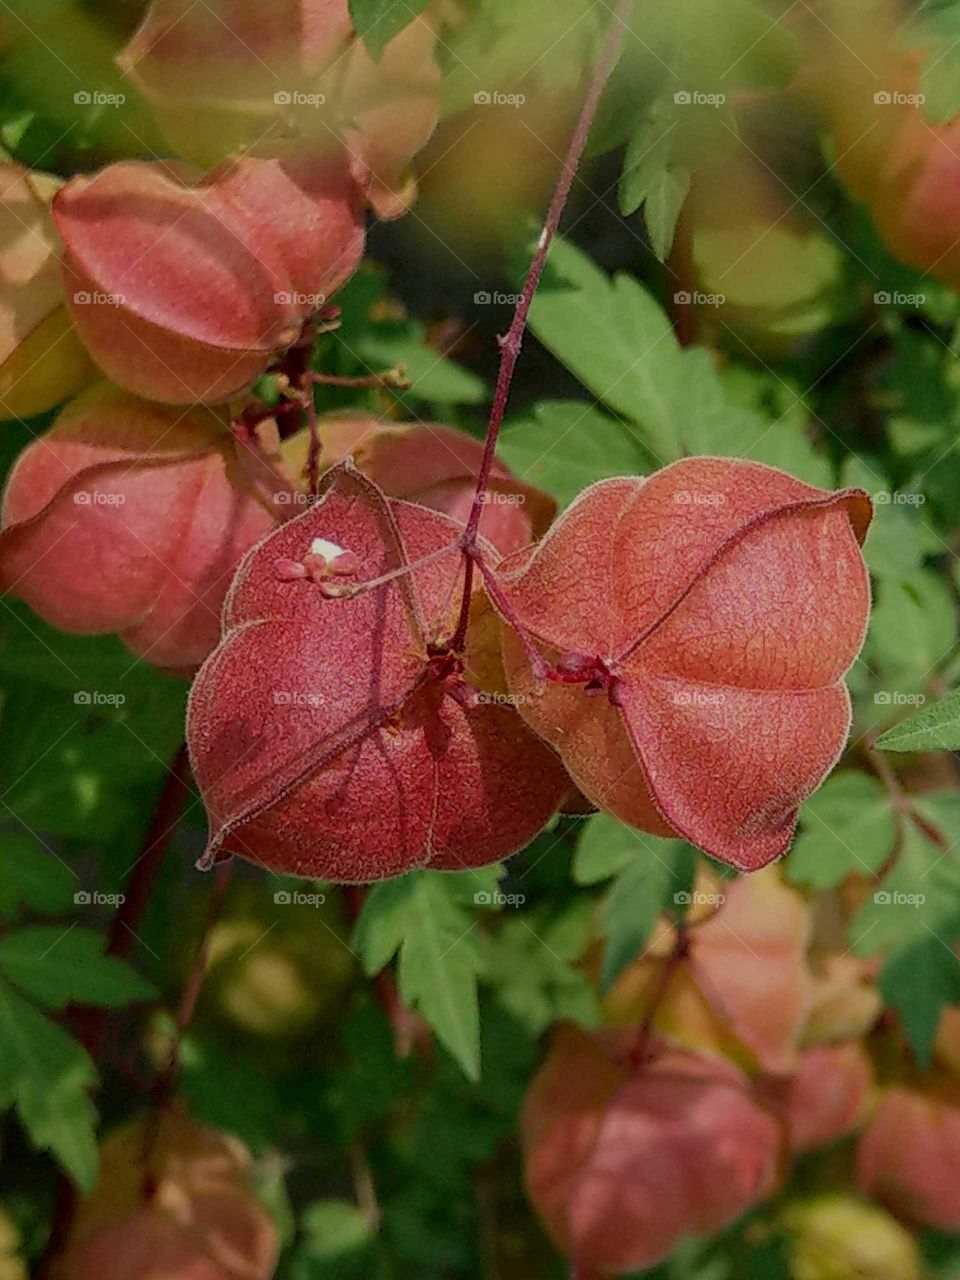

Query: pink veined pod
left=0, top=382, right=292, bottom=671
left=53, top=150, right=365, bottom=405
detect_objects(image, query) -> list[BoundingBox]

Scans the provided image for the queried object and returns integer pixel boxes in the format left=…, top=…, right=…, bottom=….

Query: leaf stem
left=450, top=0, right=634, bottom=651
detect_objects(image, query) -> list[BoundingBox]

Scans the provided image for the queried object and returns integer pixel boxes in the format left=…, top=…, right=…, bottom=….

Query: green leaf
left=643, top=166, right=691, bottom=262
left=601, top=838, right=695, bottom=991
left=354, top=872, right=487, bottom=1080
left=786, top=773, right=896, bottom=889
left=573, top=812, right=647, bottom=884
left=529, top=238, right=685, bottom=462
left=0, top=926, right=155, bottom=1009
left=880, top=936, right=960, bottom=1068
left=0, top=977, right=98, bottom=1189
left=849, top=797, right=960, bottom=958
left=869, top=569, right=958, bottom=680
left=348, top=0, right=429, bottom=59
left=498, top=401, right=649, bottom=510
left=0, top=836, right=77, bottom=918
left=877, top=688, right=960, bottom=753
left=484, top=902, right=601, bottom=1035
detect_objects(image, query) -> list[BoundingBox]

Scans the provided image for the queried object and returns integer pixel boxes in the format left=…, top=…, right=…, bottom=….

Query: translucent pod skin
left=0, top=383, right=290, bottom=671
left=284, top=410, right=557, bottom=555
left=492, top=456, right=872, bottom=872
left=53, top=152, right=365, bottom=405
left=187, top=464, right=570, bottom=882
left=523, top=1025, right=784, bottom=1276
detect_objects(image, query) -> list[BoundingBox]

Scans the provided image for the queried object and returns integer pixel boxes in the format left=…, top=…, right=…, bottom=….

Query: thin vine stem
left=450, top=0, right=634, bottom=651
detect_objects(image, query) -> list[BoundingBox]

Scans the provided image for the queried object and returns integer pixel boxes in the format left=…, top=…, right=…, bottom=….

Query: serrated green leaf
left=498, top=401, right=649, bottom=510
left=348, top=0, right=429, bottom=59
left=0, top=977, right=98, bottom=1189
left=877, top=688, right=960, bottom=753
left=643, top=166, right=690, bottom=261
left=0, top=926, right=155, bottom=1009
left=880, top=936, right=960, bottom=1068
left=354, top=872, right=486, bottom=1080
left=849, top=802, right=960, bottom=958
left=787, top=773, right=896, bottom=889
left=0, top=836, right=77, bottom=918
left=529, top=238, right=685, bottom=462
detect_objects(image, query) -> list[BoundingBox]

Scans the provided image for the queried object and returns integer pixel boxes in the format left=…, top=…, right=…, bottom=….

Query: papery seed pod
left=605, top=867, right=813, bottom=1074
left=780, top=1194, right=921, bottom=1280
left=522, top=1025, right=783, bottom=1276
left=757, top=1041, right=874, bottom=1155
left=187, top=463, right=570, bottom=881
left=0, top=161, right=95, bottom=421
left=857, top=1084, right=960, bottom=1230
left=493, top=457, right=872, bottom=871
left=54, top=151, right=365, bottom=404
left=284, top=411, right=556, bottom=554
left=118, top=0, right=441, bottom=213
left=52, top=1108, right=277, bottom=1280
left=0, top=382, right=289, bottom=670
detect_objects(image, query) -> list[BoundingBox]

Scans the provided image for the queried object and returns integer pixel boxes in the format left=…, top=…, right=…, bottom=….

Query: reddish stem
left=37, top=746, right=193, bottom=1278
left=450, top=0, right=633, bottom=651
left=142, top=859, right=234, bottom=1195
left=629, top=922, right=689, bottom=1070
